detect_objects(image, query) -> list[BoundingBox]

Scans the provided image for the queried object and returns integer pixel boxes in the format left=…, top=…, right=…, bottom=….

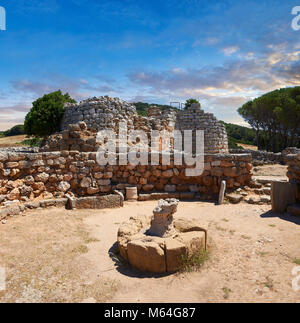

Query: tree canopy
left=185, top=98, right=200, bottom=109
left=24, top=90, right=76, bottom=137
left=238, top=87, right=300, bottom=152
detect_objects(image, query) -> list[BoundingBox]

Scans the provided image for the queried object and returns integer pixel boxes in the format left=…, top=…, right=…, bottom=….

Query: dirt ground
left=252, top=164, right=288, bottom=178
left=238, top=143, right=258, bottom=150
left=0, top=200, right=299, bottom=303
left=0, top=135, right=28, bottom=148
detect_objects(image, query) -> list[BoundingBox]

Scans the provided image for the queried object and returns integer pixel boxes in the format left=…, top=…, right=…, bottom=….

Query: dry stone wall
left=284, top=153, right=300, bottom=183
left=61, top=96, right=137, bottom=132
left=175, top=104, right=228, bottom=154
left=0, top=151, right=252, bottom=206
left=230, top=149, right=283, bottom=165
left=57, top=97, right=229, bottom=155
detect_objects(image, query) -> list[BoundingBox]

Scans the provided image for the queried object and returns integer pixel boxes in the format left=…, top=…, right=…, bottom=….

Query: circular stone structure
left=117, top=199, right=208, bottom=273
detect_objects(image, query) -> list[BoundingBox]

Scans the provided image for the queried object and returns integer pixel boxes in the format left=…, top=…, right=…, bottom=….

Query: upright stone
left=218, top=180, right=226, bottom=205
left=126, top=187, right=138, bottom=201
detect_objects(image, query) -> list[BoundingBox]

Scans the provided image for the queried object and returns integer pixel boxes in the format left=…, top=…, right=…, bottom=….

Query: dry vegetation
left=0, top=200, right=299, bottom=303
left=0, top=210, right=117, bottom=303
left=0, top=135, right=28, bottom=148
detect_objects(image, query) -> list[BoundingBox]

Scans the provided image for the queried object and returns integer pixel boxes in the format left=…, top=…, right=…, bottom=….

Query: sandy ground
left=238, top=143, right=258, bottom=150
left=0, top=201, right=299, bottom=303
left=252, top=164, right=288, bottom=178
left=0, top=135, right=28, bottom=148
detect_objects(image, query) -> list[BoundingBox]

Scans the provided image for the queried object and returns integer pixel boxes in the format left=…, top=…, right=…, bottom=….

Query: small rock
left=58, top=181, right=71, bottom=192
left=227, top=193, right=243, bottom=204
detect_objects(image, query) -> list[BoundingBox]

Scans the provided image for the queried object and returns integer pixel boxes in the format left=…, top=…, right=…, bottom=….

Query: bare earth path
left=1, top=200, right=299, bottom=303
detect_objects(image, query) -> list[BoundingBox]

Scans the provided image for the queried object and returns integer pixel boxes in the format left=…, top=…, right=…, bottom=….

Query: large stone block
left=72, top=195, right=122, bottom=209
left=271, top=181, right=297, bottom=213
left=165, top=238, right=187, bottom=272
left=127, top=240, right=166, bottom=273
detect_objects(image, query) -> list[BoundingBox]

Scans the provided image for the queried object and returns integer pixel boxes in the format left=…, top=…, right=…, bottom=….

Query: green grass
left=180, top=250, right=210, bottom=272
left=18, top=137, right=42, bottom=147
left=241, top=235, right=251, bottom=240
left=293, top=258, right=300, bottom=265
left=263, top=277, right=274, bottom=290
left=222, top=287, right=232, bottom=300
left=257, top=251, right=269, bottom=257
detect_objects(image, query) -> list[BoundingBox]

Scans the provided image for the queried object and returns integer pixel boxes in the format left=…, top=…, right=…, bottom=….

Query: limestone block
left=176, top=231, right=206, bottom=256
left=127, top=240, right=166, bottom=273
left=271, top=181, right=297, bottom=212
left=165, top=238, right=187, bottom=272
left=80, top=177, right=92, bottom=188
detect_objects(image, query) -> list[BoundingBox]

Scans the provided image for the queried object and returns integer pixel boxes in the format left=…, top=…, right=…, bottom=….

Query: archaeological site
left=0, top=96, right=299, bottom=303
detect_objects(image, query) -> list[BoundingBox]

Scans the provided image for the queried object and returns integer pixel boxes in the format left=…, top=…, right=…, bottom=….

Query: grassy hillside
left=220, top=122, right=258, bottom=149
left=0, top=125, right=25, bottom=137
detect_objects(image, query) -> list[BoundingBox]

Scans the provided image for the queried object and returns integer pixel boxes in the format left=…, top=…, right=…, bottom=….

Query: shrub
left=24, top=90, right=76, bottom=137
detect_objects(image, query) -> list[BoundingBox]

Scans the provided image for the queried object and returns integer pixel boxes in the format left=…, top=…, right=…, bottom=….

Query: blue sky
left=0, top=0, right=300, bottom=130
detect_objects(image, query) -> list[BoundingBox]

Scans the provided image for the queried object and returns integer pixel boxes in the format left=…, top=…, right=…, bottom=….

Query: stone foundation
left=284, top=153, right=300, bottom=184
left=117, top=200, right=208, bottom=273
left=0, top=151, right=252, bottom=206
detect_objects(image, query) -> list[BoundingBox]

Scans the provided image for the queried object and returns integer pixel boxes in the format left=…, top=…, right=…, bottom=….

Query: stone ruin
left=117, top=199, right=208, bottom=273
left=272, top=151, right=300, bottom=216
left=43, top=97, right=228, bottom=155
left=0, top=96, right=256, bottom=219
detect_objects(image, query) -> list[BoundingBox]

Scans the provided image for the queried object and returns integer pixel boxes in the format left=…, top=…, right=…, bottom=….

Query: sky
left=0, top=0, right=300, bottom=130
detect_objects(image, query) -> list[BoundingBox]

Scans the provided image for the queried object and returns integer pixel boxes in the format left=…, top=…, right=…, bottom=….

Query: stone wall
left=61, top=96, right=137, bottom=132
left=57, top=97, right=229, bottom=155
left=175, top=104, right=228, bottom=154
left=284, top=153, right=300, bottom=183
left=0, top=151, right=252, bottom=205
left=230, top=147, right=300, bottom=166
left=230, top=149, right=283, bottom=165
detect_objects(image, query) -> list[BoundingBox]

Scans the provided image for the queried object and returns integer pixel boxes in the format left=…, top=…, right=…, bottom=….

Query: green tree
left=24, top=90, right=76, bottom=137
left=238, top=87, right=300, bottom=152
left=185, top=99, right=201, bottom=109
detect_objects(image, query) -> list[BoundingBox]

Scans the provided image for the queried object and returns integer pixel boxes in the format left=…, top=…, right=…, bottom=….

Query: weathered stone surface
left=287, top=204, right=300, bottom=216
left=177, top=231, right=206, bottom=256
left=34, top=172, right=49, bottom=183
left=148, top=199, right=178, bottom=238
left=271, top=182, right=297, bottom=212
left=80, top=177, right=92, bottom=188
left=218, top=180, right=226, bottom=205
left=165, top=238, right=187, bottom=272
left=72, top=195, right=122, bottom=209
left=226, top=193, right=243, bottom=204
left=117, top=200, right=208, bottom=273
left=126, top=187, right=138, bottom=201
left=127, top=239, right=166, bottom=273
left=58, top=181, right=71, bottom=192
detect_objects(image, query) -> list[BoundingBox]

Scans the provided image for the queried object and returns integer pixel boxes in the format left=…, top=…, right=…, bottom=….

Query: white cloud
left=221, top=46, right=240, bottom=56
